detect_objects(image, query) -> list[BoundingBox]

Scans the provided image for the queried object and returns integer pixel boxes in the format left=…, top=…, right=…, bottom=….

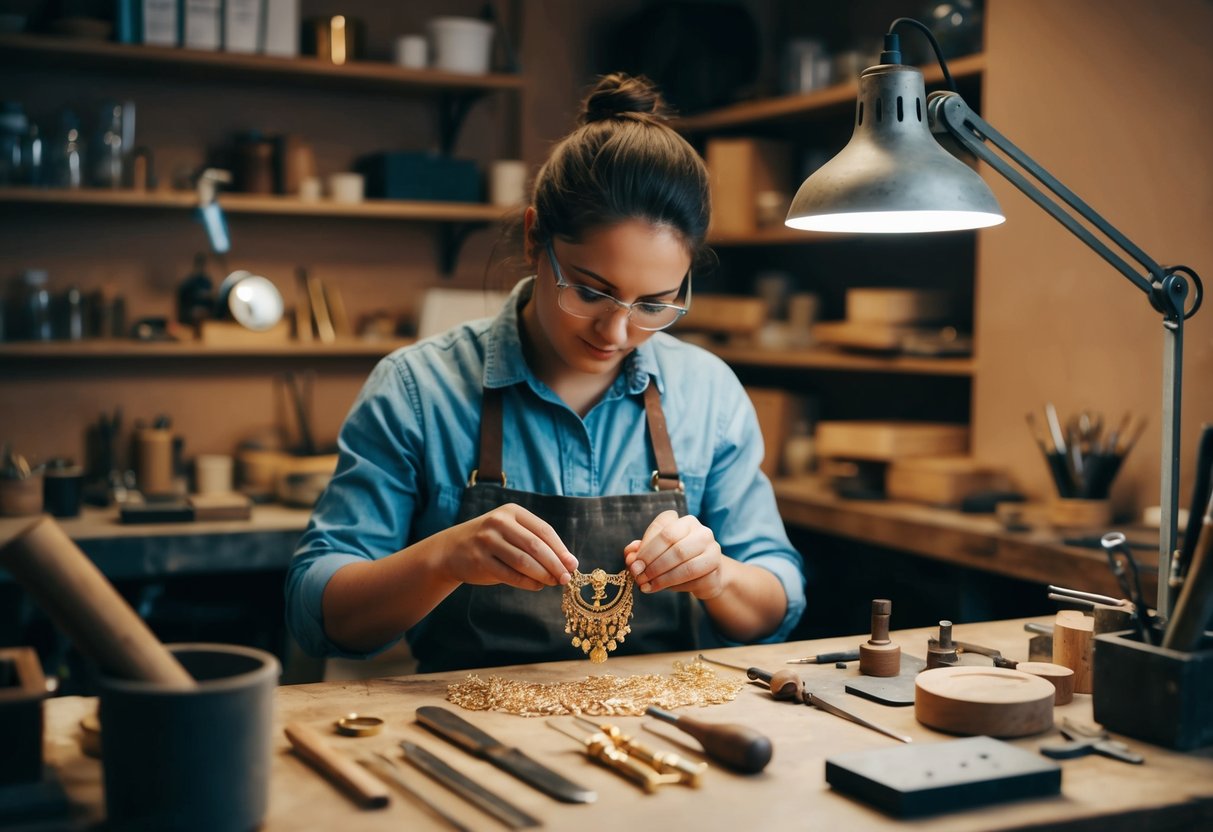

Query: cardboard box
left=815, top=421, right=969, bottom=462
left=706, top=138, right=793, bottom=235
left=886, top=456, right=1008, bottom=506
left=745, top=387, right=802, bottom=477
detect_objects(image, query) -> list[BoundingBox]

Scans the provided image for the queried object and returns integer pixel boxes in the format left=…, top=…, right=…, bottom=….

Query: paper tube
left=0, top=516, right=195, bottom=687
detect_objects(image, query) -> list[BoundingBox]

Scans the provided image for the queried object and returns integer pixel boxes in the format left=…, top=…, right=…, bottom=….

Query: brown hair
left=529, top=73, right=711, bottom=258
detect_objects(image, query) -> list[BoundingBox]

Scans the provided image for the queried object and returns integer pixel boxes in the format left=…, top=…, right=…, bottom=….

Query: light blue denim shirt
left=286, top=277, right=806, bottom=658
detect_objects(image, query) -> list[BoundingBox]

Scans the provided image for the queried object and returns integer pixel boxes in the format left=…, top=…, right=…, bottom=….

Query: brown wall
left=974, top=0, right=1213, bottom=517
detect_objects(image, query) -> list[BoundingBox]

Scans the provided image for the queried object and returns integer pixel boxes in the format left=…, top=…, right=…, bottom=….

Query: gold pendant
left=562, top=568, right=634, bottom=663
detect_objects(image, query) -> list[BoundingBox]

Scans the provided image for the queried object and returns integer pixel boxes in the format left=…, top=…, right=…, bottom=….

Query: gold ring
left=334, top=713, right=384, bottom=737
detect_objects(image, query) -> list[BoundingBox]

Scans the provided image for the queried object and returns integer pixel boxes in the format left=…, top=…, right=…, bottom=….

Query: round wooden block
left=859, top=642, right=901, bottom=677
left=1052, top=612, right=1095, bottom=694
left=1016, top=661, right=1076, bottom=705
left=915, top=666, right=1055, bottom=737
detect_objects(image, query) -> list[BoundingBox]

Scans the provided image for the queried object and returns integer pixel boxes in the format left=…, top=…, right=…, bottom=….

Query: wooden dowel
left=0, top=516, right=194, bottom=687
left=1052, top=612, right=1095, bottom=694
left=284, top=722, right=390, bottom=809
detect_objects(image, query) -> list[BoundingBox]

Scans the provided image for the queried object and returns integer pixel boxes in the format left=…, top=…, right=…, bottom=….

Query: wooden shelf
left=0, top=187, right=509, bottom=222
left=675, top=53, right=985, bottom=133
left=773, top=476, right=1156, bottom=600
left=703, top=343, right=975, bottom=376
left=0, top=33, right=524, bottom=94
left=0, top=338, right=415, bottom=360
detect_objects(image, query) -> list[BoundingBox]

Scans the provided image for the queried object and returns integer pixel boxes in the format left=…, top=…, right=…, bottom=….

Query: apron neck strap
left=474, top=382, right=682, bottom=491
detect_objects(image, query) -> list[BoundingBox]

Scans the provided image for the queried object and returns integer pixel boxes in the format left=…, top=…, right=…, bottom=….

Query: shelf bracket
left=438, top=221, right=487, bottom=275
left=438, top=92, right=486, bottom=155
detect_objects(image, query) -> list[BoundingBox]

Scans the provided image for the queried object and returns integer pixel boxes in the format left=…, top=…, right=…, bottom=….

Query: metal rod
left=805, top=692, right=913, bottom=744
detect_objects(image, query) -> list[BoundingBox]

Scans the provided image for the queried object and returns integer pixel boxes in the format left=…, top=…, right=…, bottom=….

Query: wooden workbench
left=37, top=618, right=1213, bottom=830
left=774, top=477, right=1157, bottom=601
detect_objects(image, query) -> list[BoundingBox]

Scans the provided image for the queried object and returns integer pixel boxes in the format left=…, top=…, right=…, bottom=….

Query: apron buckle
left=650, top=470, right=684, bottom=493
left=468, top=469, right=508, bottom=487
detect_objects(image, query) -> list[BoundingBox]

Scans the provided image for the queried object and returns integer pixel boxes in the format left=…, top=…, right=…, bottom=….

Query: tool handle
left=1163, top=492, right=1213, bottom=651
left=645, top=706, right=772, bottom=774
left=0, top=516, right=195, bottom=687
left=285, top=722, right=390, bottom=809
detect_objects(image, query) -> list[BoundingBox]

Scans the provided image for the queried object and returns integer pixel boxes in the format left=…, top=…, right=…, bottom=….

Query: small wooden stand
left=1052, top=611, right=1095, bottom=694
left=859, top=599, right=901, bottom=677
left=915, top=666, right=1055, bottom=737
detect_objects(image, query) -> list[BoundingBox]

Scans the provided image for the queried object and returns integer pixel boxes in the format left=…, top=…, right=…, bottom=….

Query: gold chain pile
left=446, top=659, right=744, bottom=717
left=561, top=567, right=634, bottom=663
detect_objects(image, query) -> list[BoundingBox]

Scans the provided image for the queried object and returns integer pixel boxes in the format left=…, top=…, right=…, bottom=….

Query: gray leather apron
left=410, top=382, right=696, bottom=673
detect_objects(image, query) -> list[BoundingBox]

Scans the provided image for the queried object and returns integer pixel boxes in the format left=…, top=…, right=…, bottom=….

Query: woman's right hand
left=439, top=503, right=577, bottom=590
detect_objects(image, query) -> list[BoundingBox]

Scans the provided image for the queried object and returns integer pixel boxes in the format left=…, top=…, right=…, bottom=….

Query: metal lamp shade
left=785, top=64, right=1004, bottom=233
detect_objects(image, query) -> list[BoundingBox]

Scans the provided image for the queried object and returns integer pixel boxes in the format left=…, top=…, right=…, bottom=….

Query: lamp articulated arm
left=928, top=90, right=1203, bottom=617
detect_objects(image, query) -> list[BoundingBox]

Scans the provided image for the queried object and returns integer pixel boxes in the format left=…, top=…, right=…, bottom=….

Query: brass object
left=547, top=720, right=679, bottom=793
left=334, top=713, right=384, bottom=737
left=562, top=567, right=634, bottom=663
left=446, top=659, right=742, bottom=717
left=573, top=715, right=707, bottom=787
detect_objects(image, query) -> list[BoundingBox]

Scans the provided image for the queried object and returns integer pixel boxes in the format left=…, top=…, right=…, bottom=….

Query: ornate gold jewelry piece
left=562, top=567, right=634, bottom=663
left=447, top=659, right=744, bottom=717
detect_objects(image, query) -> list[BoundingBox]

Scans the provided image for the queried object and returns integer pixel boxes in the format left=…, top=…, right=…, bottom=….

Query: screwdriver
left=644, top=706, right=773, bottom=774
left=785, top=649, right=861, bottom=665
left=698, top=655, right=912, bottom=744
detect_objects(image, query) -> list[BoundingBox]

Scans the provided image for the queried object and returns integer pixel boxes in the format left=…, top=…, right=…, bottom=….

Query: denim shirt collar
left=483, top=277, right=664, bottom=398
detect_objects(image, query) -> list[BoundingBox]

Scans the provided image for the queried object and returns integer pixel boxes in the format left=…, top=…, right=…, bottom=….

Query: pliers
left=1040, top=719, right=1144, bottom=764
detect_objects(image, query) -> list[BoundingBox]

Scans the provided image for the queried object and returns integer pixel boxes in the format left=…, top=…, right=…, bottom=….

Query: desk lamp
left=785, top=18, right=1203, bottom=619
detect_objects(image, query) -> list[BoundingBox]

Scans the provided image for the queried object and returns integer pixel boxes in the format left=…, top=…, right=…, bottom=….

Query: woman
left=286, top=74, right=805, bottom=672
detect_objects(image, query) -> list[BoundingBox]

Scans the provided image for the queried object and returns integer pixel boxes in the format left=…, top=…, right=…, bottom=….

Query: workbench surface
left=39, top=618, right=1213, bottom=830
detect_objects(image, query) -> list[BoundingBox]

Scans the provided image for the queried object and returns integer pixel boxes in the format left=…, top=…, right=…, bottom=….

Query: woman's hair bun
left=579, top=73, right=671, bottom=125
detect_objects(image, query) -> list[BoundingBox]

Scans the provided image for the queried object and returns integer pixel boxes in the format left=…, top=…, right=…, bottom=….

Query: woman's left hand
left=623, top=510, right=726, bottom=600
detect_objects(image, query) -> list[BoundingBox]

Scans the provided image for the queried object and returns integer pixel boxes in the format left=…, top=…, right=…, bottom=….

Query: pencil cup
left=98, top=643, right=280, bottom=831
left=1047, top=497, right=1111, bottom=529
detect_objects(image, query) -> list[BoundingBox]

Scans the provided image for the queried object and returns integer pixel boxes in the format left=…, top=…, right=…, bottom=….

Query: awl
left=416, top=705, right=597, bottom=804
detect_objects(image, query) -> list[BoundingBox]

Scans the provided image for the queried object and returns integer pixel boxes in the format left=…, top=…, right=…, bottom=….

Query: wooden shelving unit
left=0, top=33, right=523, bottom=94
left=0, top=187, right=510, bottom=223
left=675, top=53, right=985, bottom=133
left=706, top=343, right=974, bottom=377
left=0, top=338, right=415, bottom=360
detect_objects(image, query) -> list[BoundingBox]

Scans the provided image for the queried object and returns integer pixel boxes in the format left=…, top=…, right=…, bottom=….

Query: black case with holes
left=825, top=736, right=1061, bottom=817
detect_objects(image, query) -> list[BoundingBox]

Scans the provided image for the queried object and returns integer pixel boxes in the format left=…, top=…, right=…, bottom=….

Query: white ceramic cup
left=328, top=172, right=365, bottom=204
left=427, top=16, right=494, bottom=74
left=393, top=34, right=427, bottom=68
left=195, top=454, right=234, bottom=495
left=488, top=159, right=528, bottom=207
left=298, top=176, right=322, bottom=202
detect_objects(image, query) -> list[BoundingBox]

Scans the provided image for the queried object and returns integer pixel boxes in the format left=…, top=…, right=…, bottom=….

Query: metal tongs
left=1040, top=718, right=1145, bottom=765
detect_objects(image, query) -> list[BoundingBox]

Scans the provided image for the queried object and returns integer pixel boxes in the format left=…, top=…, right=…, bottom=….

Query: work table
left=38, top=618, right=1213, bottom=830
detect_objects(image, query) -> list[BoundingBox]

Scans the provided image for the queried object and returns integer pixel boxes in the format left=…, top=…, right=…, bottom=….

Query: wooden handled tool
left=0, top=516, right=195, bottom=687
left=284, top=722, right=390, bottom=809
left=1163, top=488, right=1213, bottom=652
left=644, top=706, right=772, bottom=774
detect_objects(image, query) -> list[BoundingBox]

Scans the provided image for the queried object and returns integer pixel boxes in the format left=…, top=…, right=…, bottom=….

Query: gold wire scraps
left=562, top=567, right=634, bottom=663
left=446, top=659, right=745, bottom=717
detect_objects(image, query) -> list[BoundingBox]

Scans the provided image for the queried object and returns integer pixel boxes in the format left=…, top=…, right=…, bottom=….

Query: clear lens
left=547, top=242, right=689, bottom=331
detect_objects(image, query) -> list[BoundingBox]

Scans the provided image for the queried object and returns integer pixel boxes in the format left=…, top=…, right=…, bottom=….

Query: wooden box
left=1093, top=630, right=1213, bottom=750
left=198, top=320, right=291, bottom=346
left=745, top=387, right=802, bottom=477
left=886, top=456, right=1008, bottom=506
left=812, top=320, right=923, bottom=352
left=0, top=647, right=47, bottom=784
left=845, top=288, right=949, bottom=324
left=816, top=421, right=969, bottom=462
left=679, top=295, right=769, bottom=335
left=706, top=137, right=793, bottom=235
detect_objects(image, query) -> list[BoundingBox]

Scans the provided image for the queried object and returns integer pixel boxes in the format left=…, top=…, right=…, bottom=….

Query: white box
left=223, top=0, right=262, bottom=53
left=183, top=0, right=222, bottom=50
left=142, top=0, right=178, bottom=45
left=262, top=0, right=298, bottom=56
